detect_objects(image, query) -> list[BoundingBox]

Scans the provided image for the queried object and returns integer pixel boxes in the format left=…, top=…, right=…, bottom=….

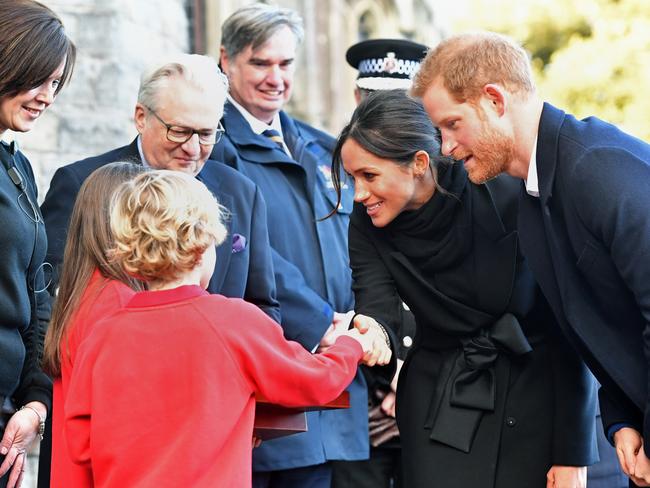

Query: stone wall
left=4, top=0, right=448, bottom=201
left=3, top=0, right=445, bottom=200
left=4, top=0, right=190, bottom=199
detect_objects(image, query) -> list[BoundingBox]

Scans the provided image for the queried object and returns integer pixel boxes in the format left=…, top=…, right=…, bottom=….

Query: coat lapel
left=122, top=139, right=142, bottom=163
left=472, top=180, right=519, bottom=315
left=281, top=113, right=320, bottom=204
left=536, top=103, right=565, bottom=207
left=196, top=168, right=233, bottom=293
left=222, top=103, right=299, bottom=166
left=517, top=187, right=564, bottom=318
left=520, top=104, right=570, bottom=324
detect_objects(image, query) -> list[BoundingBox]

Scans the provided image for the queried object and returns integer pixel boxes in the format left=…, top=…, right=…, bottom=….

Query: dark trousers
left=252, top=463, right=331, bottom=488
left=332, top=448, right=401, bottom=488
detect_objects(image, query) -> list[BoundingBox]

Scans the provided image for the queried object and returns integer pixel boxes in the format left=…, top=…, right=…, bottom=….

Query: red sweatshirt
left=51, top=270, right=135, bottom=487
left=64, top=285, right=362, bottom=487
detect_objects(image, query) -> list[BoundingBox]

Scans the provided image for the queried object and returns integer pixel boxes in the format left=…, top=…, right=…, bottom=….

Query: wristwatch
left=20, top=405, right=45, bottom=441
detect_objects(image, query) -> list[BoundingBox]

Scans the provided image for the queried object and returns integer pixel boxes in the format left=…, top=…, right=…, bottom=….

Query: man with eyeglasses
left=41, top=54, right=279, bottom=322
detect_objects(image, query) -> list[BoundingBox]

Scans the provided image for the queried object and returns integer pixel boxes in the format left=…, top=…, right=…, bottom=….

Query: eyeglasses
left=144, top=105, right=224, bottom=145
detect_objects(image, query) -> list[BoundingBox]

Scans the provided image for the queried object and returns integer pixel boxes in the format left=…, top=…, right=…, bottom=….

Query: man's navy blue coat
left=518, top=103, right=650, bottom=455
left=40, top=139, right=280, bottom=321
left=210, top=103, right=368, bottom=471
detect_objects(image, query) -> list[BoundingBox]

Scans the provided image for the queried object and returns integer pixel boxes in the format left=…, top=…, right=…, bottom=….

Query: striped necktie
left=262, top=129, right=285, bottom=151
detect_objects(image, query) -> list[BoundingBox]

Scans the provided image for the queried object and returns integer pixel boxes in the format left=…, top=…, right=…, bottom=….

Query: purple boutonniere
left=232, top=233, right=247, bottom=253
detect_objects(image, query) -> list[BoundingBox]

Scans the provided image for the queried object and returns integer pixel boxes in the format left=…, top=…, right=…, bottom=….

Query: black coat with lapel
left=350, top=169, right=597, bottom=487
left=518, top=103, right=650, bottom=446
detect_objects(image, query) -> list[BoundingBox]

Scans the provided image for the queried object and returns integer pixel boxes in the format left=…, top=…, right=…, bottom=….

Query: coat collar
left=222, top=102, right=298, bottom=165
left=381, top=178, right=519, bottom=318
left=469, top=179, right=519, bottom=314
left=536, top=103, right=566, bottom=205
left=118, top=138, right=142, bottom=162
left=127, top=285, right=208, bottom=308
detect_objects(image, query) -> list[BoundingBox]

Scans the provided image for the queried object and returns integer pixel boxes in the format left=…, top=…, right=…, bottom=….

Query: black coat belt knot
left=423, top=313, right=532, bottom=453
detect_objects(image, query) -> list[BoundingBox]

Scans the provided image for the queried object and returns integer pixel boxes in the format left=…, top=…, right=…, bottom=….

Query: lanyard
left=0, top=140, right=28, bottom=192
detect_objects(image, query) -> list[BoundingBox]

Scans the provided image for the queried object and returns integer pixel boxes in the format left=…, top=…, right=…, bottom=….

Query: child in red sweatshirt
left=64, top=170, right=391, bottom=487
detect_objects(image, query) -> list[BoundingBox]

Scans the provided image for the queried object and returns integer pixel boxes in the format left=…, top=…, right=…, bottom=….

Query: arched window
left=358, top=10, right=376, bottom=41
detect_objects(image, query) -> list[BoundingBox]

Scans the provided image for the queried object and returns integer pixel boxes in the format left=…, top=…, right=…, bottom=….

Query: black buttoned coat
left=349, top=172, right=598, bottom=487
left=519, top=103, right=650, bottom=458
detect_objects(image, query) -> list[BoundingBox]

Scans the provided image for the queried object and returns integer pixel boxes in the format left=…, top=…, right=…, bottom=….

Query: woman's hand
left=0, top=401, right=46, bottom=488
left=545, top=465, right=586, bottom=488
left=346, top=314, right=392, bottom=366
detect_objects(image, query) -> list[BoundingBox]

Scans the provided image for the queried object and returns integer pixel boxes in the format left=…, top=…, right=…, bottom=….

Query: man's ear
left=134, top=104, right=146, bottom=134
left=482, top=83, right=507, bottom=116
left=219, top=46, right=230, bottom=74
left=354, top=87, right=362, bottom=106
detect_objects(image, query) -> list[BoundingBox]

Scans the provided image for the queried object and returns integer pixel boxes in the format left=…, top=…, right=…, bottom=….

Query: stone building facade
left=5, top=0, right=445, bottom=199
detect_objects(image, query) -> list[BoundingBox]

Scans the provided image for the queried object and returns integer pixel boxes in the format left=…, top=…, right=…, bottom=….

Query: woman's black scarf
left=387, top=162, right=472, bottom=273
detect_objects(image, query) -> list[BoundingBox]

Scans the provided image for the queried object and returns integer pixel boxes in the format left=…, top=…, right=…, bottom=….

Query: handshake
left=318, top=311, right=392, bottom=367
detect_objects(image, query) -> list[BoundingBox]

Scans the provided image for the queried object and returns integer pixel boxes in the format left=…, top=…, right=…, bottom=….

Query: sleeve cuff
left=607, top=422, right=632, bottom=444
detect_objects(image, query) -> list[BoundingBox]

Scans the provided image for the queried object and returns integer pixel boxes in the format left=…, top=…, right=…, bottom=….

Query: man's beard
left=466, top=122, right=514, bottom=184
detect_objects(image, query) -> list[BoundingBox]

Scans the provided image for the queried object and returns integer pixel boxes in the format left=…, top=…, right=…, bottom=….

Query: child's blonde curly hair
left=109, top=170, right=228, bottom=284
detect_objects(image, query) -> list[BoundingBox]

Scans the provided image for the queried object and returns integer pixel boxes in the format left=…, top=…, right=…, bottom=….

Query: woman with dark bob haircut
left=331, top=90, right=597, bottom=487
left=0, top=1, right=75, bottom=487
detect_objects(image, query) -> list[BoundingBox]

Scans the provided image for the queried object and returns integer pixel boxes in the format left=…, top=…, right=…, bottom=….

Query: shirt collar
left=525, top=134, right=539, bottom=197
left=227, top=95, right=284, bottom=137
left=136, top=135, right=151, bottom=168
left=127, top=285, right=208, bottom=308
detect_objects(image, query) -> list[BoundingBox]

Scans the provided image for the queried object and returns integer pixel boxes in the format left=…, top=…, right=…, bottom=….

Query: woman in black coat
left=331, top=90, right=597, bottom=488
left=0, top=2, right=75, bottom=487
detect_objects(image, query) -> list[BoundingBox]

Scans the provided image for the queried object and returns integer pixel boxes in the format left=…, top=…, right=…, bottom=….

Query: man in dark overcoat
left=414, top=30, right=647, bottom=488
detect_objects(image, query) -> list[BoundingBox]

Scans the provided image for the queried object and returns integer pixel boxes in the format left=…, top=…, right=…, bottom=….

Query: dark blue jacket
left=211, top=104, right=368, bottom=469
left=0, top=142, right=51, bottom=410
left=518, top=103, right=650, bottom=453
left=40, top=139, right=279, bottom=321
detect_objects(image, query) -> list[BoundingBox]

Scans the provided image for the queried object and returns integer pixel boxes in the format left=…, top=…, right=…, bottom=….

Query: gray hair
left=221, top=3, right=304, bottom=58
left=137, top=54, right=229, bottom=111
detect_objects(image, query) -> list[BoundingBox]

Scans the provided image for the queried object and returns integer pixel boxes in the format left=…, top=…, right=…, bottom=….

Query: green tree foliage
left=447, top=0, right=650, bottom=141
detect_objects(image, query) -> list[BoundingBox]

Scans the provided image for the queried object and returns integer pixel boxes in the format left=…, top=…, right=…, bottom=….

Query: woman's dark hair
left=0, top=0, right=76, bottom=99
left=329, top=89, right=451, bottom=217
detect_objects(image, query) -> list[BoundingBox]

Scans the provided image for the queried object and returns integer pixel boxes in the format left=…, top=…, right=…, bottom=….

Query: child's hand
left=344, top=319, right=392, bottom=366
